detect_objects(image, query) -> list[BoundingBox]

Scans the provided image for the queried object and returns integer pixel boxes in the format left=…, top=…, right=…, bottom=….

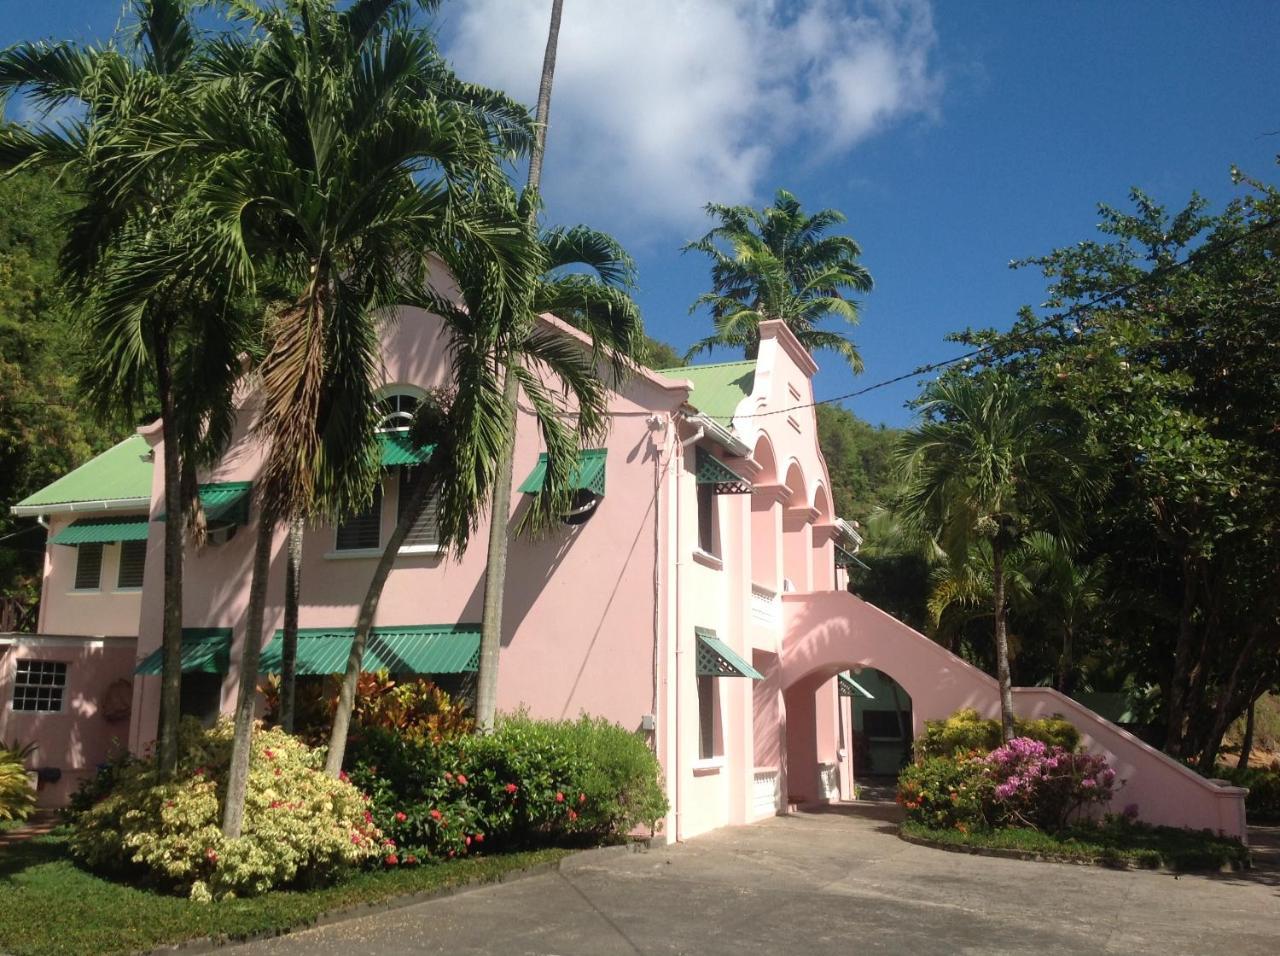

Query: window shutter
left=74, top=543, right=103, bottom=590
left=399, top=469, right=440, bottom=549
left=336, top=484, right=383, bottom=550
left=117, top=540, right=147, bottom=589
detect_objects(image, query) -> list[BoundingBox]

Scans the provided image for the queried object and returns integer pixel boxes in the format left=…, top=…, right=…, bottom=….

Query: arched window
left=375, top=391, right=421, bottom=431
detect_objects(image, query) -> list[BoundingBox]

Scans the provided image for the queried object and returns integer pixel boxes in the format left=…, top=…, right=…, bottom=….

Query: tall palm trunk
left=280, top=518, right=304, bottom=733
left=1237, top=697, right=1257, bottom=770
left=221, top=506, right=275, bottom=837
left=474, top=0, right=564, bottom=732
left=154, top=323, right=185, bottom=776
left=991, top=539, right=1015, bottom=742
left=1056, top=625, right=1074, bottom=695
left=326, top=470, right=435, bottom=774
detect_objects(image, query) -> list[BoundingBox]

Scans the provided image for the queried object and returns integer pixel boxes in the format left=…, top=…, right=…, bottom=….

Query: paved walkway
left=0, top=810, right=59, bottom=847
left=233, top=802, right=1279, bottom=956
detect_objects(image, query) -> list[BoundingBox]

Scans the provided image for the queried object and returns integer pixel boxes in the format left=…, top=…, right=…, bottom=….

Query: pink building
left=5, top=309, right=1247, bottom=840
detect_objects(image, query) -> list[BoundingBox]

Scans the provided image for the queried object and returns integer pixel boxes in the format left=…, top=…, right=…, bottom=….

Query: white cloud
left=443, top=0, right=940, bottom=238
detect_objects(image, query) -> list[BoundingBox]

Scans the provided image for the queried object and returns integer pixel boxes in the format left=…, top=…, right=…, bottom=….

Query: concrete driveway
left=232, top=803, right=1279, bottom=955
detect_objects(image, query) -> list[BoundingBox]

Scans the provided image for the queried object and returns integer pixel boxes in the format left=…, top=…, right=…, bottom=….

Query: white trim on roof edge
left=10, top=497, right=152, bottom=518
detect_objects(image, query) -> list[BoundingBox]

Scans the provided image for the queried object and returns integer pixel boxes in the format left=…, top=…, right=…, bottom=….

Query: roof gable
left=655, top=360, right=755, bottom=425
left=12, top=435, right=153, bottom=515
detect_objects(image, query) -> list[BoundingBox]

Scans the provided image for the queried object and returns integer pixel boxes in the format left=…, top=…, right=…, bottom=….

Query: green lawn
left=901, top=819, right=1250, bottom=871
left=0, top=831, right=568, bottom=956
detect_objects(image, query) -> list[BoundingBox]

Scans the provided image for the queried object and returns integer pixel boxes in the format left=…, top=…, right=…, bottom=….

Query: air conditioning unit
left=206, top=523, right=238, bottom=546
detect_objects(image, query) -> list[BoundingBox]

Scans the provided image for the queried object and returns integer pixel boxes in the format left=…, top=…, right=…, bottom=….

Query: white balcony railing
left=752, top=767, right=781, bottom=818
left=751, top=583, right=780, bottom=629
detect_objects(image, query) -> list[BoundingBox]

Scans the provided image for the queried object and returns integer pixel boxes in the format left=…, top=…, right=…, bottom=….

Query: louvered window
left=335, top=484, right=383, bottom=551
left=398, top=468, right=441, bottom=550
left=117, top=540, right=147, bottom=589
left=74, top=543, right=103, bottom=591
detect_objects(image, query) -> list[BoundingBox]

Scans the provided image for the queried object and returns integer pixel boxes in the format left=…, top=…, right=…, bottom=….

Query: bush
left=350, top=713, right=667, bottom=862
left=897, top=755, right=994, bottom=831
left=0, top=745, right=35, bottom=823
left=70, top=720, right=381, bottom=900
left=1210, top=764, right=1280, bottom=824
left=985, top=737, right=1116, bottom=831
left=916, top=708, right=1080, bottom=759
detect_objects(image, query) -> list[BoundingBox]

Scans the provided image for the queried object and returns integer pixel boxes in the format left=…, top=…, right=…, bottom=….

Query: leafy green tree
left=815, top=404, right=900, bottom=518
left=896, top=372, right=1101, bottom=740
left=956, top=173, right=1280, bottom=765
left=684, top=188, right=872, bottom=369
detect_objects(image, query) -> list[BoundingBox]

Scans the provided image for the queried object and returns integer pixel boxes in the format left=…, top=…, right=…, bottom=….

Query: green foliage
left=901, top=818, right=1249, bottom=871
left=0, top=832, right=566, bottom=956
left=639, top=334, right=685, bottom=369
left=815, top=403, right=901, bottom=518
left=896, top=755, right=994, bottom=831
left=350, top=714, right=667, bottom=862
left=916, top=708, right=1080, bottom=759
left=684, top=188, right=873, bottom=368
left=0, top=745, right=35, bottom=822
left=1207, top=765, right=1280, bottom=824
left=70, top=721, right=380, bottom=900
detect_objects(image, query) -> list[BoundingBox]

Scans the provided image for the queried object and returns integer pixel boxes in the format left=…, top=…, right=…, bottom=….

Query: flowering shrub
left=897, top=755, right=994, bottom=831
left=985, top=736, right=1116, bottom=831
left=916, top=708, right=1080, bottom=759
left=70, top=720, right=381, bottom=900
left=350, top=714, right=667, bottom=862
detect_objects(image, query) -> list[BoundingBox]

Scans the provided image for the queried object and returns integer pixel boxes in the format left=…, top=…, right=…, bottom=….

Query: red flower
left=447, top=850, right=455, bottom=858
left=555, top=792, right=565, bottom=803
left=394, top=811, right=407, bottom=822
left=339, top=770, right=350, bottom=783
left=505, top=783, right=518, bottom=794
left=363, top=810, right=373, bottom=824
left=474, top=832, right=485, bottom=843
left=274, top=767, right=282, bottom=777
left=578, top=793, right=586, bottom=804
left=383, top=838, right=396, bottom=848
left=568, top=810, right=578, bottom=821
left=264, top=748, right=275, bottom=760
left=269, top=800, right=283, bottom=809
left=444, top=771, right=453, bottom=782
left=456, top=773, right=468, bottom=785
left=205, top=848, right=218, bottom=863
left=430, top=809, right=442, bottom=821
left=404, top=854, right=418, bottom=865
left=385, top=854, right=399, bottom=866
left=351, top=833, right=362, bottom=845
left=194, top=767, right=206, bottom=777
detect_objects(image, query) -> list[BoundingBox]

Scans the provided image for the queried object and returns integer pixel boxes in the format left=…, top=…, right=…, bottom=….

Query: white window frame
left=12, top=659, right=68, bottom=713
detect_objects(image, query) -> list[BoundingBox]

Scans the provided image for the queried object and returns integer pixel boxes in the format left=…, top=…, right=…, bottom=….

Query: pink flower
left=456, top=773, right=468, bottom=785
left=351, top=833, right=362, bottom=845
left=339, top=770, right=350, bottom=783
left=363, top=810, right=373, bottom=824
left=383, top=838, right=396, bottom=848
left=404, top=854, right=418, bottom=865
left=444, top=771, right=453, bottom=782
left=384, top=854, right=399, bottom=866
left=205, top=848, right=218, bottom=863
left=505, top=783, right=518, bottom=794
left=568, top=810, right=578, bottom=821
left=555, top=792, right=565, bottom=803
left=475, top=832, right=485, bottom=843
left=465, top=835, right=472, bottom=846
left=269, top=800, right=283, bottom=809
left=264, top=748, right=276, bottom=760
left=578, top=793, right=586, bottom=804
left=430, top=809, right=442, bottom=821
left=395, top=811, right=407, bottom=822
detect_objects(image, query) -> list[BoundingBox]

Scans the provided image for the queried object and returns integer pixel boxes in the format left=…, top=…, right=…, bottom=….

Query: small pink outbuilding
left=5, top=307, right=1247, bottom=840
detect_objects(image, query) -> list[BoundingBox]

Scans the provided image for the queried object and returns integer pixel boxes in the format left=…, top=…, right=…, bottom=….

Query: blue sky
left=3, top=1, right=1278, bottom=426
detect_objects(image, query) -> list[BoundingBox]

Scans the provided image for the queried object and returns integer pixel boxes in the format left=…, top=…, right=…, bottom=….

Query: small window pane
left=117, top=540, right=147, bottom=589
left=13, top=660, right=67, bottom=712
left=336, top=484, right=382, bottom=551
left=698, top=674, right=716, bottom=760
left=399, top=469, right=440, bottom=549
left=376, top=392, right=421, bottom=430
left=697, top=484, right=715, bottom=554
left=74, top=543, right=103, bottom=591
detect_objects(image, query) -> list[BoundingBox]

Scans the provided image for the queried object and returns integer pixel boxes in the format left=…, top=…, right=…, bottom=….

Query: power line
left=727, top=216, right=1279, bottom=421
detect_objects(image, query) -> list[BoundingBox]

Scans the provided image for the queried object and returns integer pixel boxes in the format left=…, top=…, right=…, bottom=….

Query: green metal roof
left=695, top=447, right=752, bottom=494
left=51, top=515, right=150, bottom=546
left=13, top=435, right=153, bottom=514
left=135, top=628, right=232, bottom=675
left=694, top=627, right=764, bottom=680
left=378, top=430, right=435, bottom=467
left=157, top=482, right=252, bottom=526
left=839, top=673, right=875, bottom=699
left=517, top=448, right=607, bottom=497
left=259, top=624, right=481, bottom=675
left=655, top=361, right=755, bottom=424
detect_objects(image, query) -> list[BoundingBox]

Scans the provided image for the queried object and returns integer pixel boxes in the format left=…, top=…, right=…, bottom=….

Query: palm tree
left=0, top=0, right=250, bottom=776
left=323, top=196, right=641, bottom=770
left=684, top=189, right=872, bottom=369
left=474, top=0, right=566, bottom=735
left=140, top=0, right=536, bottom=836
left=897, top=372, right=1100, bottom=741
left=1017, top=532, right=1107, bottom=695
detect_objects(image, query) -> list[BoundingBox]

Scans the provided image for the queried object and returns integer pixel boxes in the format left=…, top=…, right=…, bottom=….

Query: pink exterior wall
left=39, top=514, right=147, bottom=638
left=0, top=637, right=136, bottom=806
left=780, top=589, right=1248, bottom=839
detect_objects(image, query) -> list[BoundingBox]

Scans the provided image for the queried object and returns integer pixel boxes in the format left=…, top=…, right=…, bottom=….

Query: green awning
left=259, top=624, right=481, bottom=675
left=517, top=448, right=607, bottom=497
left=695, top=627, right=764, bottom=679
left=839, top=673, right=875, bottom=699
left=135, top=628, right=232, bottom=675
left=695, top=447, right=751, bottom=494
left=51, top=515, right=150, bottom=546
left=157, top=482, right=252, bottom=526
left=378, top=430, right=435, bottom=467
